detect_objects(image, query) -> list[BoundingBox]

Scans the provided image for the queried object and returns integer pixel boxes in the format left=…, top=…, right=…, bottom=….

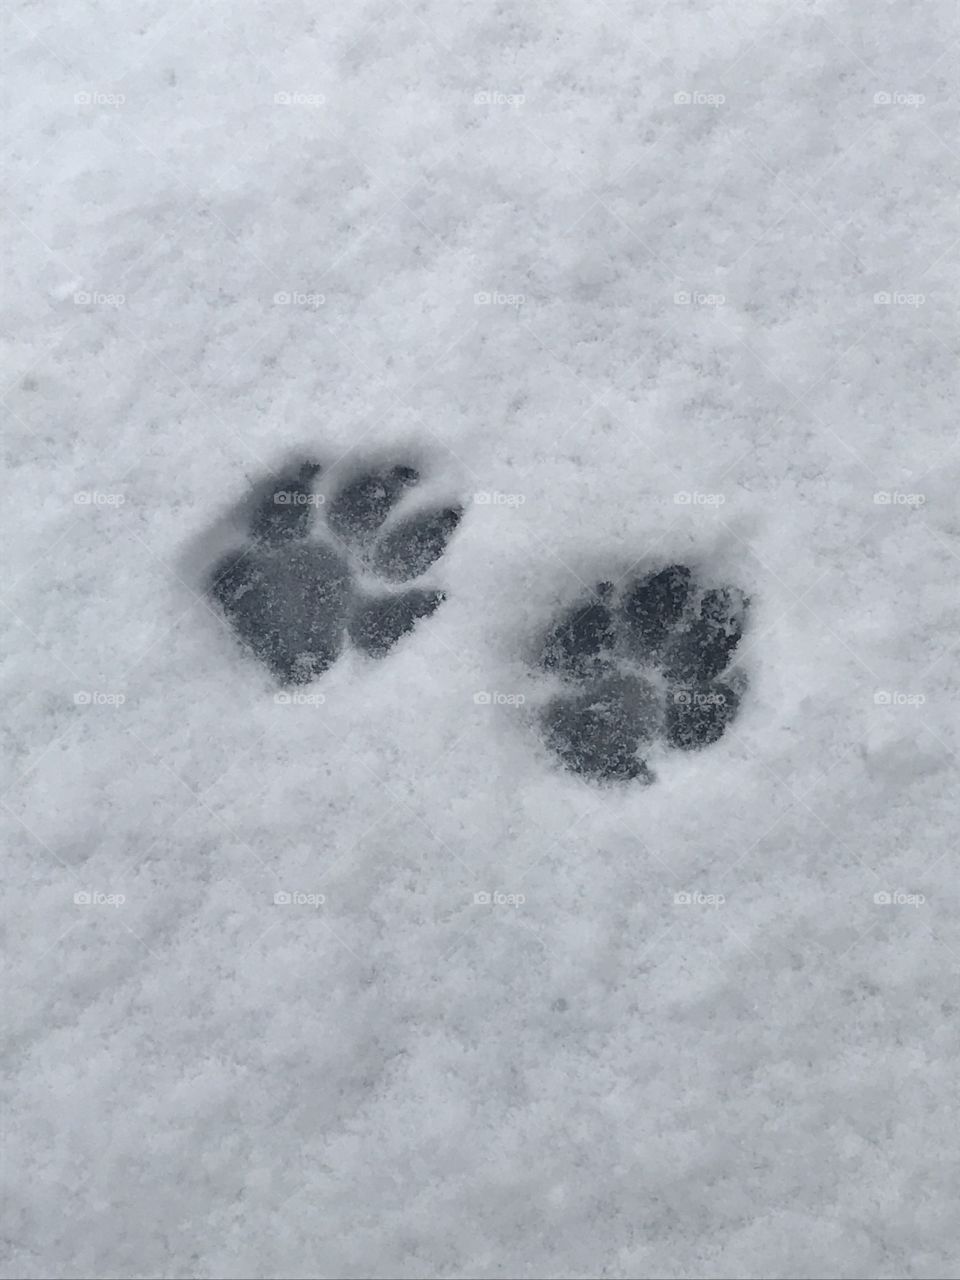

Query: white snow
left=3, top=0, right=959, bottom=1276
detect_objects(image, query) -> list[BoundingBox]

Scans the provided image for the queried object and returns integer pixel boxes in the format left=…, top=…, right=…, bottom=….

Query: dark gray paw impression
left=372, top=507, right=464, bottom=583
left=662, top=586, right=748, bottom=683
left=622, top=564, right=691, bottom=656
left=211, top=542, right=351, bottom=685
left=325, top=465, right=419, bottom=547
left=210, top=460, right=461, bottom=683
left=348, top=588, right=446, bottom=659
left=538, top=565, right=749, bottom=783
left=543, top=674, right=660, bottom=784
left=541, top=582, right=617, bottom=682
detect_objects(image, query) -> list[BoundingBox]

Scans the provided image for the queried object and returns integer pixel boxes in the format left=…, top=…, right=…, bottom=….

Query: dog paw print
left=209, top=459, right=462, bottom=683
left=537, top=566, right=749, bottom=783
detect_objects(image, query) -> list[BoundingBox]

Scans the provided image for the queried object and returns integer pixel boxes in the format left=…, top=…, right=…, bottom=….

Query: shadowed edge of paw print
left=542, top=674, right=660, bottom=784
left=535, top=564, right=750, bottom=783
left=348, top=588, right=446, bottom=659
left=208, top=457, right=462, bottom=683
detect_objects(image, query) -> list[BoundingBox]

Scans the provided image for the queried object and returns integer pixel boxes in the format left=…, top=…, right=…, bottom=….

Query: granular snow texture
left=2, top=0, right=959, bottom=1276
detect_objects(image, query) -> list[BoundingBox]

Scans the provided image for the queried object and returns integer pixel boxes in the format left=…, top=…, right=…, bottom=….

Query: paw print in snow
left=538, top=565, right=749, bottom=783
left=209, top=459, right=462, bottom=683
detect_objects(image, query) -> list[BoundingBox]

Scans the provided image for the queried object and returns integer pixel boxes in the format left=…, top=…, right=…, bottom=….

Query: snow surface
left=3, top=0, right=959, bottom=1275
